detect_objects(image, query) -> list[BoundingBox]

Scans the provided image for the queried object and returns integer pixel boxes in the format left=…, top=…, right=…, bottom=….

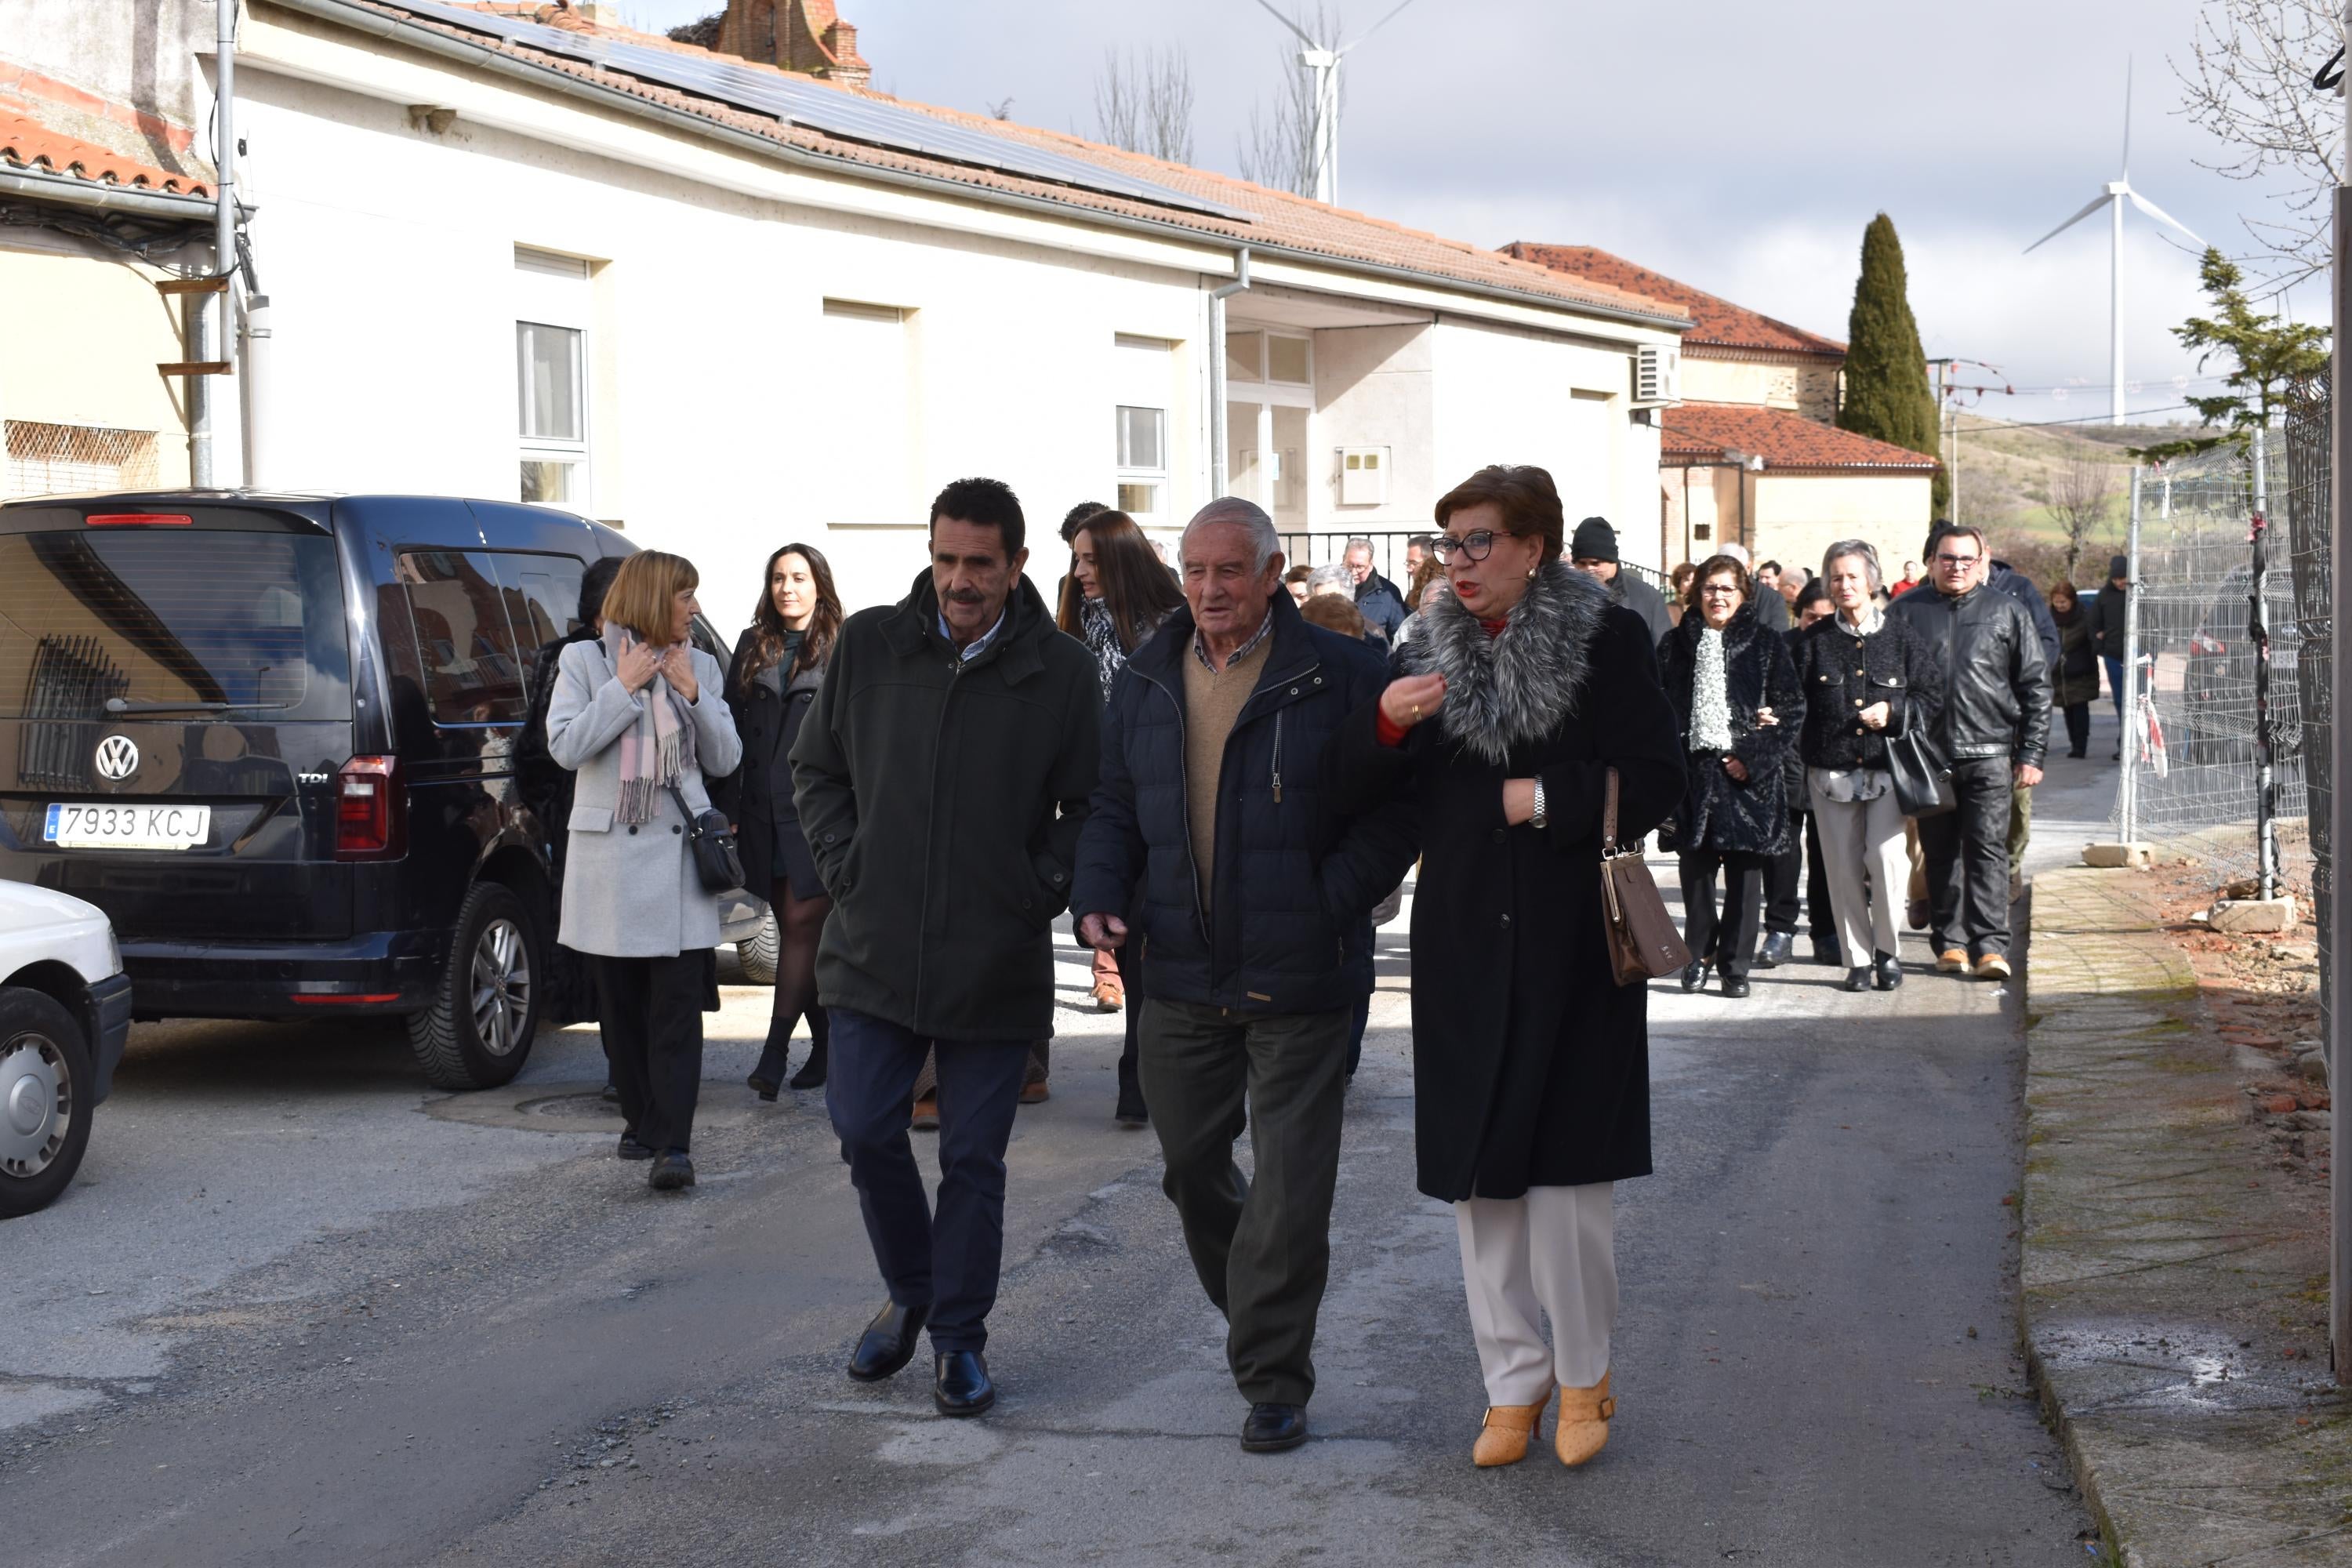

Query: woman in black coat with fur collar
left=1333, top=465, right=1684, bottom=1472
left=1655, top=555, right=1804, bottom=998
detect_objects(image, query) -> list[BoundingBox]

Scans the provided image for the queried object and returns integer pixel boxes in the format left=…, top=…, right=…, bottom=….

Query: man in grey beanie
left=1569, top=516, right=1672, bottom=644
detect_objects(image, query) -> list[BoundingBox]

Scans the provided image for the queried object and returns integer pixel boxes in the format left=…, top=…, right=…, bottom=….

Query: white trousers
left=1454, top=1182, right=1615, bottom=1405
left=1809, top=777, right=1908, bottom=964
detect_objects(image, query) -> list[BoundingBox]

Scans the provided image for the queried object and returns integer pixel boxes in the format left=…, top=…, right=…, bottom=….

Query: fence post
left=2330, top=171, right=2351, bottom=1381
left=2254, top=425, right=2279, bottom=901
left=2122, top=465, right=2143, bottom=844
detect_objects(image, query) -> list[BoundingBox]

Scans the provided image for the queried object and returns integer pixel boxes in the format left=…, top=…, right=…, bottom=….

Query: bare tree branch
left=1236, top=2, right=1340, bottom=196
left=2171, top=0, right=2347, bottom=289
left=1094, top=45, right=1196, bottom=165
left=2049, top=450, right=2122, bottom=580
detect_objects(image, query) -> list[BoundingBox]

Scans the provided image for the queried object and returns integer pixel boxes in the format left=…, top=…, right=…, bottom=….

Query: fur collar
left=1400, top=561, right=1610, bottom=763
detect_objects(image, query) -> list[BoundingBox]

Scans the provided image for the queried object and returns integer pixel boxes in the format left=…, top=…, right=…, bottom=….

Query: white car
left=0, top=883, right=132, bottom=1218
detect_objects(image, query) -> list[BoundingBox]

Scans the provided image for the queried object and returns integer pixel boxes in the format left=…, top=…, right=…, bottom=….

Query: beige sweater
left=1180, top=633, right=1272, bottom=915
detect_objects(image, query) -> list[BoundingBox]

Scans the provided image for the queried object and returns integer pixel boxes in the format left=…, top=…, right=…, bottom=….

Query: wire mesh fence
left=2118, top=437, right=2314, bottom=898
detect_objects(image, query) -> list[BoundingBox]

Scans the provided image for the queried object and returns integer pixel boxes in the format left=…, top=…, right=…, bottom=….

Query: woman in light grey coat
left=547, top=549, right=741, bottom=1192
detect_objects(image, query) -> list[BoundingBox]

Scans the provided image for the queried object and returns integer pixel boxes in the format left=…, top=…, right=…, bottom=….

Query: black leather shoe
left=1755, top=932, right=1794, bottom=969
left=847, top=1299, right=930, bottom=1383
left=1842, top=965, right=1871, bottom=993
left=616, top=1131, right=654, bottom=1161
left=934, top=1351, right=995, bottom=1417
left=1719, top=976, right=1752, bottom=999
left=648, top=1151, right=695, bottom=1190
left=601, top=1080, right=621, bottom=1104
left=1874, top=952, right=1904, bottom=991
left=1680, top=959, right=1710, bottom=993
left=1813, top=938, right=1843, bottom=967
left=746, top=1072, right=782, bottom=1102
left=787, top=1044, right=828, bottom=1091
left=1241, top=1402, right=1308, bottom=1453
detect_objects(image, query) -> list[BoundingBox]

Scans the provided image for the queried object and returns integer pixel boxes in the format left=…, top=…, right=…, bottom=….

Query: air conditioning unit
left=1634, top=343, right=1682, bottom=406
left=1338, top=445, right=1389, bottom=506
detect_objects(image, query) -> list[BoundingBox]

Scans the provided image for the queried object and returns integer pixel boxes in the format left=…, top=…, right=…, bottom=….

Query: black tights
left=756, top=877, right=831, bottom=1076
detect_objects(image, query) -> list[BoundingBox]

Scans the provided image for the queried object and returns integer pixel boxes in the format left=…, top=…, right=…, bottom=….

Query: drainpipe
left=241, top=292, right=270, bottom=488
left=194, top=0, right=238, bottom=487
left=1208, top=248, right=1251, bottom=499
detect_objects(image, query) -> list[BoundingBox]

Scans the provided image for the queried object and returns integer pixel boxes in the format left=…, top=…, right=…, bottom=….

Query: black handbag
left=666, top=782, right=746, bottom=892
left=1886, top=728, right=1956, bottom=818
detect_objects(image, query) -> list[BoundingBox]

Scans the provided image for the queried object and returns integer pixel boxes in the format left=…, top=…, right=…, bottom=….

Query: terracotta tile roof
left=0, top=62, right=212, bottom=196
left=1661, top=401, right=1936, bottom=472
left=1501, top=244, right=1842, bottom=359
left=0, top=110, right=212, bottom=196
left=343, top=1, right=1687, bottom=328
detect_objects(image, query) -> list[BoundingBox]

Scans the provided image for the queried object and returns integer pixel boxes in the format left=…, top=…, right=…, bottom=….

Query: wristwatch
left=1530, top=775, right=1548, bottom=829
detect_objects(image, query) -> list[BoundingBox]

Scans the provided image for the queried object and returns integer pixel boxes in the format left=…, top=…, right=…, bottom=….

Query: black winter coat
left=790, top=572, right=1100, bottom=1041
left=1331, top=564, right=1686, bottom=1201
left=1655, top=603, right=1804, bottom=856
left=2088, top=581, right=2129, bottom=661
left=2051, top=606, right=2100, bottom=708
left=1792, top=612, right=1944, bottom=772
left=1073, top=590, right=1414, bottom=1015
left=727, top=628, right=826, bottom=900
left=1887, top=582, right=2054, bottom=767
left=1608, top=570, right=1675, bottom=646
left=1354, top=572, right=1408, bottom=641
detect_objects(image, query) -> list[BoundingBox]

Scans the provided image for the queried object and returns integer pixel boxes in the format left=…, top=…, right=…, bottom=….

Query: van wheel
left=0, top=989, right=93, bottom=1219
left=408, top=882, right=543, bottom=1091
left=737, top=908, right=780, bottom=985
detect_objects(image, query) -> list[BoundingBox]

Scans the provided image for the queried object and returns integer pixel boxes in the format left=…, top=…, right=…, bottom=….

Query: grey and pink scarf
left=603, top=625, right=698, bottom=824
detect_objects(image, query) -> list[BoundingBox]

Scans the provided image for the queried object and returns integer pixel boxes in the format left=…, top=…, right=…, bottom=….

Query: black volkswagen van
left=0, top=492, right=743, bottom=1089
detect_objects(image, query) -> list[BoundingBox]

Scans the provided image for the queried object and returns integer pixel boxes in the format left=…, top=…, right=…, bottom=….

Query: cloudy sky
left=613, top=0, right=2339, bottom=430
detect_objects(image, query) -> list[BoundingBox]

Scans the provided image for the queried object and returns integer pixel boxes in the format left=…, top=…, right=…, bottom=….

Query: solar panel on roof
left=383, top=0, right=1252, bottom=222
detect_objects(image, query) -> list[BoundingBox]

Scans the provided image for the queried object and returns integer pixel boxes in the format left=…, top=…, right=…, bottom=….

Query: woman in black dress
left=1334, top=464, right=1684, bottom=1470
left=731, top=543, right=844, bottom=1099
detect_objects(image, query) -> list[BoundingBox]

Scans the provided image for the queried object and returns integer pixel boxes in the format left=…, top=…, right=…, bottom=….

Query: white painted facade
left=12, top=3, right=1681, bottom=619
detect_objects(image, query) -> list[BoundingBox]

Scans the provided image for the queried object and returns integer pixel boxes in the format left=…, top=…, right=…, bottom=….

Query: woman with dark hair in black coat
left=1656, top=554, right=1805, bottom=999
left=730, top=543, right=844, bottom=1098
left=1333, top=463, right=1684, bottom=1472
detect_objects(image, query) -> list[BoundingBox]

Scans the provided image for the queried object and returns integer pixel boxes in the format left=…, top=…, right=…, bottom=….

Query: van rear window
left=0, top=531, right=350, bottom=721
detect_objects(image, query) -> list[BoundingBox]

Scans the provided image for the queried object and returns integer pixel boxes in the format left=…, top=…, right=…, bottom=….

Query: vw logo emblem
left=94, top=735, right=139, bottom=782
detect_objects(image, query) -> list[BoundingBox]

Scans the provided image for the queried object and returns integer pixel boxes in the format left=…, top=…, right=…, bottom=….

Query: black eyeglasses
left=1432, top=530, right=1498, bottom=563
left=1933, top=552, right=1980, bottom=567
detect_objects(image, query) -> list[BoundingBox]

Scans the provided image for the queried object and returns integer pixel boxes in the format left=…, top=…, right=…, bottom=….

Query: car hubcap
left=0, top=1033, right=70, bottom=1177
left=470, top=917, right=532, bottom=1058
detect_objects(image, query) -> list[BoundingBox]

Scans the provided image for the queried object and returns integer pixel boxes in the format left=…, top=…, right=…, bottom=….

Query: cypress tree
left=1838, top=213, right=1945, bottom=512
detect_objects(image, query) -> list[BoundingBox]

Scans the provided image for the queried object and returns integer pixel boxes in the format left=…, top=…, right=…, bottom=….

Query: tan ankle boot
left=1471, top=1388, right=1548, bottom=1467
left=1555, top=1373, right=1614, bottom=1467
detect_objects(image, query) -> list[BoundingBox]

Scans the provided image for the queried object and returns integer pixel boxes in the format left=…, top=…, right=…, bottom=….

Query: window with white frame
left=514, top=249, right=593, bottom=509
left=1113, top=335, right=1176, bottom=520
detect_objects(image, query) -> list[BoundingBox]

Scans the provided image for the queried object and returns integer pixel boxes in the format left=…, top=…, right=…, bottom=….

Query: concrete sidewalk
left=2024, top=866, right=2352, bottom=1565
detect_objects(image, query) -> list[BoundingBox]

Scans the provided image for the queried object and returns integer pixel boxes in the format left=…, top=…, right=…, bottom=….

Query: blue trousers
left=2104, top=655, right=2125, bottom=723
left=826, top=1007, right=1030, bottom=1355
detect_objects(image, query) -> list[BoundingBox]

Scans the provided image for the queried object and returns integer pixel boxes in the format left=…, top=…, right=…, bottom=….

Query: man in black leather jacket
left=1886, top=524, right=2052, bottom=980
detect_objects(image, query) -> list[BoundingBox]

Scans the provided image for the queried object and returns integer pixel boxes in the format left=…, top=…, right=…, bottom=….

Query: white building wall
left=1428, top=320, right=1663, bottom=570
left=1310, top=323, right=1431, bottom=533
left=237, top=67, right=1210, bottom=619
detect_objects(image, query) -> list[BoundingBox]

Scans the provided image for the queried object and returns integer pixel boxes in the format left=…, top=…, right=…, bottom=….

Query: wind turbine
left=1250, top=0, right=1419, bottom=205
left=2024, top=57, right=2205, bottom=426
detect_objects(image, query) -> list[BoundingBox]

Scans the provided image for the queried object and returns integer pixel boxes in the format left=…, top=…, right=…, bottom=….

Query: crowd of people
left=524, top=471, right=2090, bottom=1468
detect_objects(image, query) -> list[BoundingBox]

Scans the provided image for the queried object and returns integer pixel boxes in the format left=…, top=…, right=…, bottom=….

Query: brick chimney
left=717, top=0, right=870, bottom=85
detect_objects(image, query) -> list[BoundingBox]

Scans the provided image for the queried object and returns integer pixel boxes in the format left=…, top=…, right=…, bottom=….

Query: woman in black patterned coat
left=1655, top=554, right=1804, bottom=998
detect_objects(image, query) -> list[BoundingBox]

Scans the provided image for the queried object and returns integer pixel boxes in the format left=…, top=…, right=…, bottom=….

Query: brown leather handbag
left=1599, top=768, right=1691, bottom=986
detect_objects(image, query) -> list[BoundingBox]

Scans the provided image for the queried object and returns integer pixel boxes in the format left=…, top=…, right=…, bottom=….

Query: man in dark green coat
left=790, top=477, right=1100, bottom=1420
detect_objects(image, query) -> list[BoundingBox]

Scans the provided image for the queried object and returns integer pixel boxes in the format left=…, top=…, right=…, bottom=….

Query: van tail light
left=335, top=756, right=405, bottom=861
left=85, top=513, right=193, bottom=527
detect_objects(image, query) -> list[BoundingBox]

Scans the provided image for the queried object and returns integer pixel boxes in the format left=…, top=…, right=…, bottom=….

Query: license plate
left=44, top=801, right=211, bottom=851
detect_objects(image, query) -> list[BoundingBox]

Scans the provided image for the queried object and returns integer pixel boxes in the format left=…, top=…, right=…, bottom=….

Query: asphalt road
left=0, top=720, right=2125, bottom=1565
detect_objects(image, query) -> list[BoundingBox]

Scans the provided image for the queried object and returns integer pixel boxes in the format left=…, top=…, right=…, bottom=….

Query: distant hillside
left=1950, top=411, right=2205, bottom=586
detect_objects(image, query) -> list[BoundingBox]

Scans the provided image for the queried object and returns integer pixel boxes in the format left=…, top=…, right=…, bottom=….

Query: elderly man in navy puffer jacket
left=1073, top=497, right=1416, bottom=1458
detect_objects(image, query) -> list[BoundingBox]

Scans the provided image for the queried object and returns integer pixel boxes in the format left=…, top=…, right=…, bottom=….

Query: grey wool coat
left=546, top=638, right=742, bottom=958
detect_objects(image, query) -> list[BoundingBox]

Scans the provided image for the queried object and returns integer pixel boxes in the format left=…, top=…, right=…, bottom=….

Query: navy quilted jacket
left=1073, top=590, right=1416, bottom=1015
